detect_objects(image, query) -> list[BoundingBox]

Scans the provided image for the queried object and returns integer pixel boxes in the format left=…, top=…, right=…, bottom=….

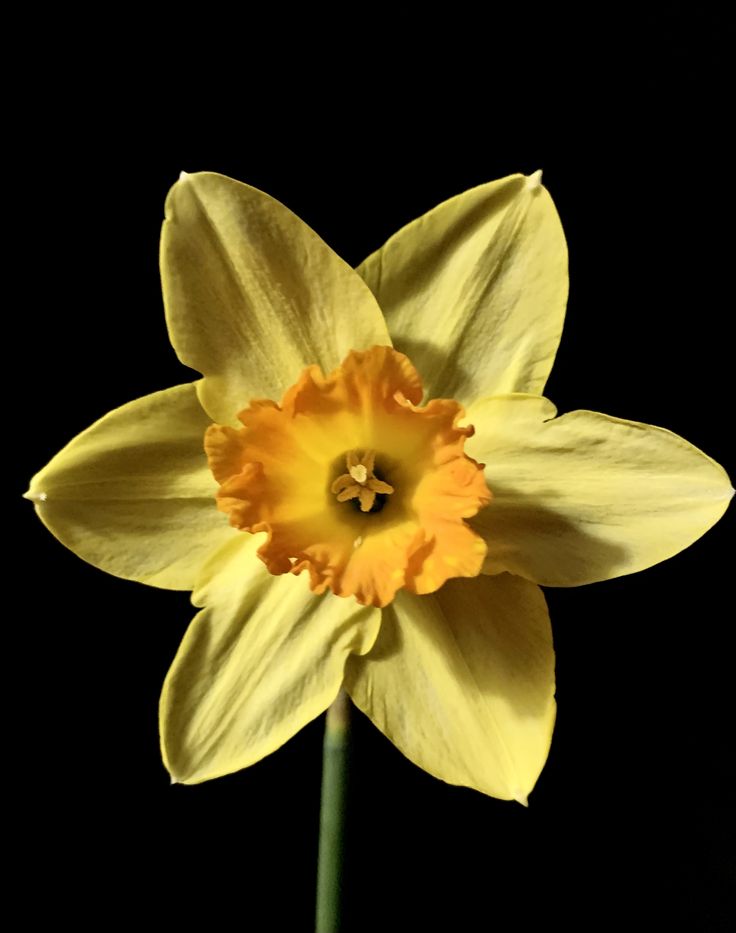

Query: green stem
left=315, top=689, right=350, bottom=933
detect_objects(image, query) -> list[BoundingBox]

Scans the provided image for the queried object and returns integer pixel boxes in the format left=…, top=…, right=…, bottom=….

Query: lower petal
left=160, top=534, right=381, bottom=784
left=345, top=574, right=555, bottom=802
left=466, top=395, right=733, bottom=586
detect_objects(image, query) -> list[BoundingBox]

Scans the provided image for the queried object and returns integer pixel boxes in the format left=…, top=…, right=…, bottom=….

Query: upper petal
left=466, top=395, right=733, bottom=586
left=160, top=534, right=381, bottom=784
left=161, top=172, right=391, bottom=425
left=345, top=574, right=555, bottom=802
left=356, top=172, right=568, bottom=405
left=26, top=383, right=235, bottom=590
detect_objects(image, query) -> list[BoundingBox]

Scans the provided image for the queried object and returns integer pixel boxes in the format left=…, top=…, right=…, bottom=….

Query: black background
left=12, top=11, right=734, bottom=931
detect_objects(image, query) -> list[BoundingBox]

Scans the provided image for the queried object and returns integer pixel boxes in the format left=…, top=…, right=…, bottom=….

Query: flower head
left=26, top=171, right=732, bottom=800
left=205, top=344, right=491, bottom=607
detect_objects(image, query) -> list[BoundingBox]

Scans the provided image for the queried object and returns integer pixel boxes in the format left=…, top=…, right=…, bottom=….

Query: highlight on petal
left=356, top=172, right=568, bottom=406
left=25, top=383, right=236, bottom=590
left=160, top=535, right=380, bottom=784
left=466, top=394, right=734, bottom=586
left=161, top=171, right=391, bottom=425
left=345, top=574, right=556, bottom=801
left=205, top=346, right=491, bottom=607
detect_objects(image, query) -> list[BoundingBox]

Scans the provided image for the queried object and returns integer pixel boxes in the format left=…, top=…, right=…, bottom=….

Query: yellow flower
left=25, top=171, right=732, bottom=802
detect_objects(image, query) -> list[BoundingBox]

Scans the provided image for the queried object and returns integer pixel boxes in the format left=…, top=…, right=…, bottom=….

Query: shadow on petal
left=345, top=570, right=556, bottom=798
left=470, top=482, right=630, bottom=587
left=388, top=335, right=469, bottom=405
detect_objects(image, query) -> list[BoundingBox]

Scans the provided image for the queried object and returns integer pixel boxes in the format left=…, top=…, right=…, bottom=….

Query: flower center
left=331, top=449, right=395, bottom=514
left=204, top=345, right=491, bottom=607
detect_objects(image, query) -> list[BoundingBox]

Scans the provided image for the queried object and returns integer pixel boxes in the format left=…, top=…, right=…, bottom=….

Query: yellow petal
left=466, top=395, right=733, bottom=585
left=161, top=172, right=391, bottom=425
left=26, top=383, right=236, bottom=590
left=356, top=172, right=568, bottom=406
left=345, top=574, right=555, bottom=801
left=160, top=535, right=381, bottom=784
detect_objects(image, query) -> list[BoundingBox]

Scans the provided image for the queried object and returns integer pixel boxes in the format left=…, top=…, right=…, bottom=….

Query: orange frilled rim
left=204, top=346, right=492, bottom=607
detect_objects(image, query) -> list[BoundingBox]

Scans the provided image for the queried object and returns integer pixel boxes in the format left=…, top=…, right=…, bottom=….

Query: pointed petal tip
left=178, top=170, right=189, bottom=181
left=525, top=169, right=543, bottom=191
left=513, top=792, right=529, bottom=807
left=23, top=489, right=47, bottom=502
left=169, top=775, right=178, bottom=786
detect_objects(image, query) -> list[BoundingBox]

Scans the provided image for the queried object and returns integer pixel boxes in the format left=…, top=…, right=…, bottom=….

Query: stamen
left=331, top=449, right=395, bottom=513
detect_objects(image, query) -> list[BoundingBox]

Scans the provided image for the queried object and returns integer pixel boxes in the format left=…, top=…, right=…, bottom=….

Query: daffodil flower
left=26, top=171, right=732, bottom=803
